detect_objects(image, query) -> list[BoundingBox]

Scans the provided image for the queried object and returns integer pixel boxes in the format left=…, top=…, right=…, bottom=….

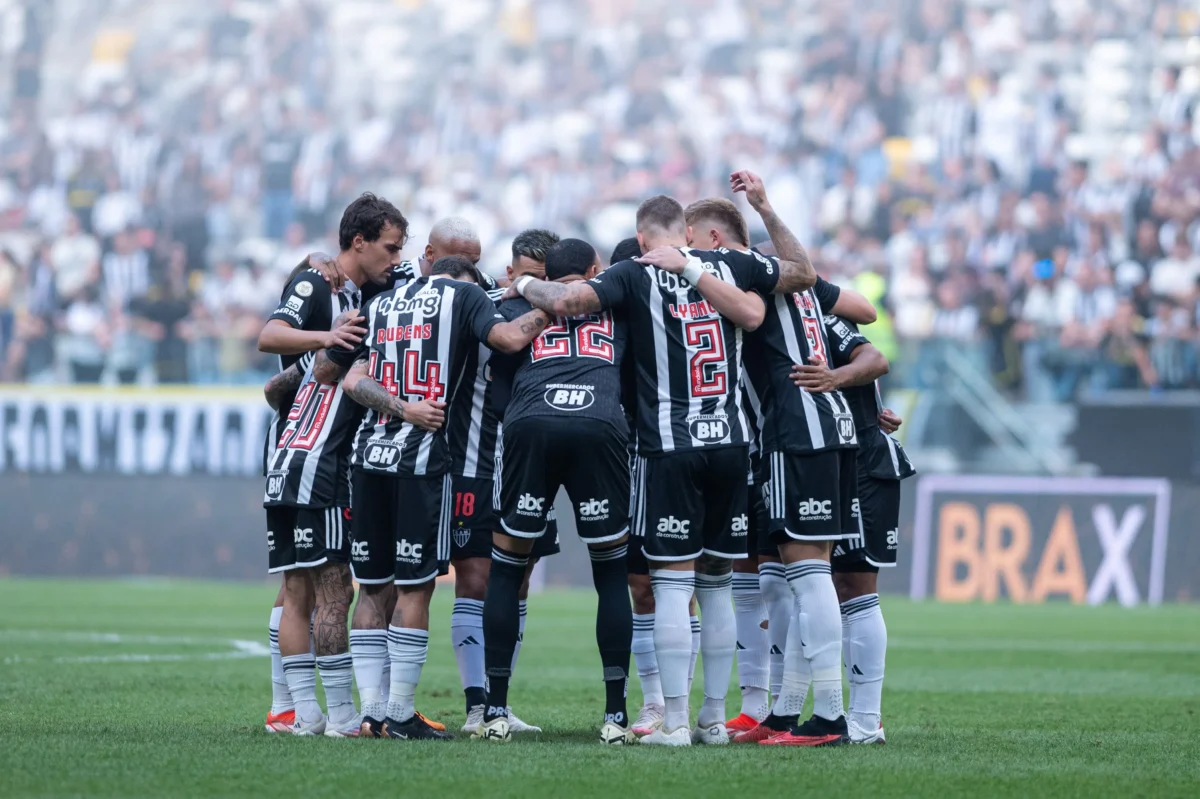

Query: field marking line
left=0, top=630, right=270, bottom=665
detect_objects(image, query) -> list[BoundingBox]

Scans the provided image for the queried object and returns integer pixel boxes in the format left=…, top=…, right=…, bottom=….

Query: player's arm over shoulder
left=518, top=263, right=628, bottom=317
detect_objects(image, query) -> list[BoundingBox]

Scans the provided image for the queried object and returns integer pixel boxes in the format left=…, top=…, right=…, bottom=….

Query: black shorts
left=833, top=474, right=900, bottom=572
left=497, top=417, right=630, bottom=545
left=633, top=446, right=749, bottom=562
left=450, top=504, right=562, bottom=560
left=767, top=449, right=859, bottom=544
left=266, top=505, right=351, bottom=573
left=350, top=470, right=450, bottom=586
left=750, top=477, right=775, bottom=559
left=450, top=475, right=499, bottom=537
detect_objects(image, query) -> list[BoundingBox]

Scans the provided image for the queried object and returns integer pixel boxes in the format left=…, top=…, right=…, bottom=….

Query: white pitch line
left=889, top=636, right=1200, bottom=654
left=0, top=630, right=240, bottom=646
left=0, top=631, right=270, bottom=665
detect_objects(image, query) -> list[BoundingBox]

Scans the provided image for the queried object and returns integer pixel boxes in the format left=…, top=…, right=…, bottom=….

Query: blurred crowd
left=0, top=0, right=1197, bottom=398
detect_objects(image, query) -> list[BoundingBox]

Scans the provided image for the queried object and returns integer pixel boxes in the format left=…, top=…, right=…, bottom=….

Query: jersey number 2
left=685, top=319, right=728, bottom=397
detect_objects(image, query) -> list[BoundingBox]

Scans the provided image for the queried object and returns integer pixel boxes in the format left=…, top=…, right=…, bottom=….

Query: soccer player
left=679, top=201, right=877, bottom=736
left=314, top=255, right=551, bottom=740
left=803, top=316, right=913, bottom=744
left=447, top=228, right=562, bottom=734
left=645, top=171, right=860, bottom=746
left=474, top=238, right=634, bottom=745
left=258, top=193, right=408, bottom=736
left=514, top=196, right=809, bottom=746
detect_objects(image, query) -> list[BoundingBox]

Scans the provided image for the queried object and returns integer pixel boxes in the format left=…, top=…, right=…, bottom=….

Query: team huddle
left=256, top=171, right=914, bottom=747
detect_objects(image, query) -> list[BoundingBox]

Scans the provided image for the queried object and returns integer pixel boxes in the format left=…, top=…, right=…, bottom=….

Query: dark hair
left=684, top=198, right=749, bottom=247
left=545, top=239, right=597, bottom=281
left=338, top=192, right=408, bottom=251
left=431, top=255, right=478, bottom=281
left=610, top=237, right=641, bottom=264
left=636, top=195, right=685, bottom=235
left=512, top=229, right=561, bottom=263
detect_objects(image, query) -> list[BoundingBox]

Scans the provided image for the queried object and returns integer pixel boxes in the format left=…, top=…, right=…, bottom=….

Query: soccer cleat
left=462, top=704, right=486, bottom=734
left=413, top=710, right=446, bottom=732
left=381, top=714, right=454, bottom=740
left=631, top=703, right=665, bottom=735
left=732, top=713, right=796, bottom=744
left=289, top=712, right=327, bottom=737
left=848, top=718, right=886, bottom=744
left=472, top=716, right=511, bottom=742
left=725, top=712, right=761, bottom=736
left=265, top=709, right=295, bottom=733
left=639, top=725, right=692, bottom=746
left=324, top=713, right=363, bottom=738
left=760, top=714, right=848, bottom=747
left=359, top=716, right=385, bottom=738
left=691, top=722, right=730, bottom=745
left=505, top=708, right=542, bottom=733
left=600, top=720, right=636, bottom=745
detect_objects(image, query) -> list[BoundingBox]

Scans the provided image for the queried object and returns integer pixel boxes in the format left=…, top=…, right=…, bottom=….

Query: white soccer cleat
left=848, top=718, right=886, bottom=744
left=462, top=704, right=485, bottom=734
left=505, top=707, right=542, bottom=733
left=471, top=716, right=511, bottom=742
left=324, top=712, right=363, bottom=738
left=631, top=703, right=665, bottom=735
left=289, top=712, right=327, bottom=737
left=600, top=720, right=636, bottom=745
left=691, top=722, right=730, bottom=745
left=639, top=725, right=692, bottom=746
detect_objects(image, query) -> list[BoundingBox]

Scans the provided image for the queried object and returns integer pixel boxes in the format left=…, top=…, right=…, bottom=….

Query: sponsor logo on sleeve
left=294, top=281, right=314, bottom=297
left=286, top=296, right=304, bottom=312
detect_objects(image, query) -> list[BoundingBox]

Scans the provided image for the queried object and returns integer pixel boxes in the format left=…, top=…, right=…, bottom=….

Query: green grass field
left=1, top=580, right=1198, bottom=798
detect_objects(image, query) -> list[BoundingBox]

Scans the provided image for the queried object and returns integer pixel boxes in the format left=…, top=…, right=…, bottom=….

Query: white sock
left=650, top=570, right=694, bottom=732
left=787, top=560, right=843, bottom=721
left=773, top=603, right=809, bottom=717
left=759, top=562, right=791, bottom=700
left=386, top=627, right=428, bottom=723
left=451, top=598, right=486, bottom=695
left=380, top=656, right=390, bottom=706
left=281, top=654, right=321, bottom=722
left=695, top=573, right=736, bottom=728
left=511, top=599, right=528, bottom=675
left=317, top=654, right=355, bottom=723
left=268, top=607, right=293, bottom=713
left=687, top=614, right=701, bottom=696
left=350, top=629, right=388, bottom=721
left=731, top=572, right=769, bottom=721
left=632, top=612, right=663, bottom=706
left=842, top=594, right=886, bottom=730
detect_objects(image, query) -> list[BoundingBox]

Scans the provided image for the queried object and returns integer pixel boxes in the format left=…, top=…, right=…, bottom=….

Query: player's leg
left=381, top=474, right=452, bottom=741
left=729, top=468, right=771, bottom=732
left=312, top=555, right=356, bottom=736
left=449, top=475, right=493, bottom=728
left=265, top=580, right=293, bottom=732
left=626, top=548, right=664, bottom=734
left=637, top=452, right=703, bottom=747
left=347, top=470, right=397, bottom=737
left=761, top=451, right=855, bottom=748
left=279, top=570, right=321, bottom=734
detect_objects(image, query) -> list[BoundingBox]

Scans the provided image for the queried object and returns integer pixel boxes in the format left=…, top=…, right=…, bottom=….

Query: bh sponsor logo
left=544, top=384, right=595, bottom=411
left=364, top=441, right=402, bottom=469
left=689, top=415, right=729, bottom=442
left=266, top=471, right=286, bottom=500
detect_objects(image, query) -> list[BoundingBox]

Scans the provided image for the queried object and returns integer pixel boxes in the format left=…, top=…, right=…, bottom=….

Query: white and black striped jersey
left=446, top=288, right=507, bottom=479
left=741, top=366, right=765, bottom=484
left=587, top=248, right=779, bottom=456
left=329, top=276, right=506, bottom=478
left=745, top=276, right=858, bottom=455
left=262, top=269, right=360, bottom=475
left=823, top=315, right=915, bottom=481
left=492, top=296, right=630, bottom=434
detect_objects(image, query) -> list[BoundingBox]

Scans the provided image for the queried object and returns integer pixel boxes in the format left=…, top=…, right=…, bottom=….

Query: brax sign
left=910, top=476, right=1171, bottom=607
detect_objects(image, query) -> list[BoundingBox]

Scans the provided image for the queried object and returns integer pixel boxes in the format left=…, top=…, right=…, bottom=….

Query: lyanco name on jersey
left=376, top=324, right=433, bottom=344
left=668, top=299, right=717, bottom=320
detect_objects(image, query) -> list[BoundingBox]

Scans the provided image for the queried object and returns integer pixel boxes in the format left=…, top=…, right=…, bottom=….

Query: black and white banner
left=0, top=389, right=274, bottom=476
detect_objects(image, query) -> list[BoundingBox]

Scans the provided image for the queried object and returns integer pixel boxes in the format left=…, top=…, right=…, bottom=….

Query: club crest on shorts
left=453, top=529, right=471, bottom=549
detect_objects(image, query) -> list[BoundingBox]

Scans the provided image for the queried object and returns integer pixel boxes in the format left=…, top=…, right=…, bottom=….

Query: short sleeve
left=458, top=283, right=506, bottom=344
left=587, top=259, right=639, bottom=310
left=269, top=272, right=330, bottom=329
left=725, top=249, right=781, bottom=295
left=823, top=316, right=869, bottom=368
left=813, top=276, right=842, bottom=313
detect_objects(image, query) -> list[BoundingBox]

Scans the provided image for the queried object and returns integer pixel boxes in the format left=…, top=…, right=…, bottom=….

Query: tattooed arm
left=263, top=364, right=304, bottom=410
left=340, top=359, right=445, bottom=431
left=518, top=278, right=605, bottom=317
left=485, top=308, right=553, bottom=354
left=731, top=170, right=817, bottom=293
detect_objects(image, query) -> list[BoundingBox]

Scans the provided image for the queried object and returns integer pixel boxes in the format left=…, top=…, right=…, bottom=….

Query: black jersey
left=587, top=248, right=779, bottom=456
left=446, top=288, right=507, bottom=479
left=823, top=315, right=915, bottom=481
left=494, top=296, right=629, bottom=433
left=746, top=275, right=858, bottom=455
left=330, top=276, right=505, bottom=478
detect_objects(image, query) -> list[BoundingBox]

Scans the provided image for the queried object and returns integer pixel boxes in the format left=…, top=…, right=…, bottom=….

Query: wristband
left=514, top=275, right=535, bottom=297
left=681, top=259, right=705, bottom=287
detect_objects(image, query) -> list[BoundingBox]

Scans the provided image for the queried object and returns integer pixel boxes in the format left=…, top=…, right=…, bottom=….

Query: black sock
left=483, top=545, right=527, bottom=721
left=590, top=542, right=632, bottom=726
left=465, top=686, right=486, bottom=713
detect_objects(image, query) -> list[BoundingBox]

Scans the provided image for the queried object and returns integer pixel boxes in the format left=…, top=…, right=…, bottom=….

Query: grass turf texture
left=1, top=580, right=1198, bottom=798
